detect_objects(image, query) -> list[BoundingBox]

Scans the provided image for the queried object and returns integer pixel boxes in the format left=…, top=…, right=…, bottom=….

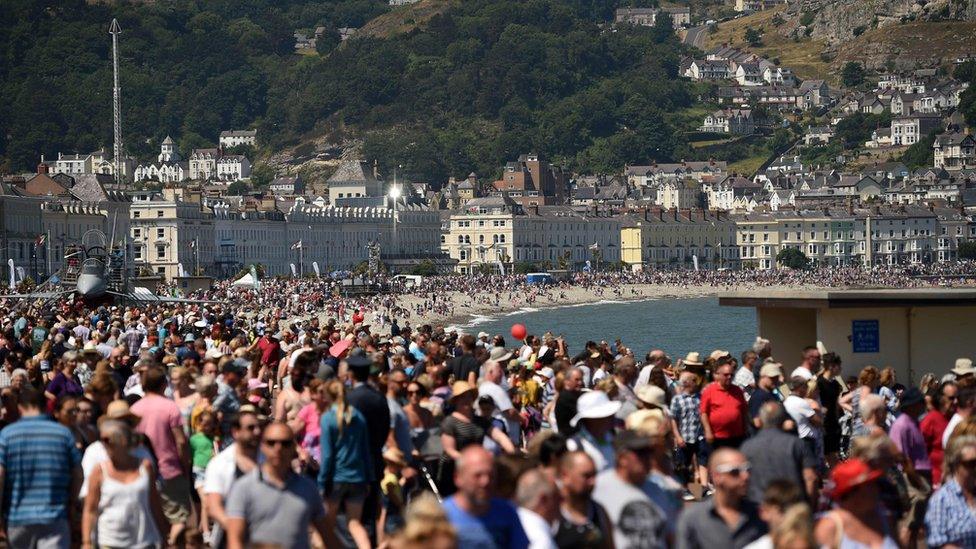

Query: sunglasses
left=262, top=438, right=295, bottom=448
left=407, top=389, right=420, bottom=395
left=715, top=463, right=751, bottom=476
left=961, top=459, right=976, bottom=469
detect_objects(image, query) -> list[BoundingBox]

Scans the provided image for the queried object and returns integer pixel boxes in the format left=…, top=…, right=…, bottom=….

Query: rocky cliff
left=786, top=0, right=976, bottom=45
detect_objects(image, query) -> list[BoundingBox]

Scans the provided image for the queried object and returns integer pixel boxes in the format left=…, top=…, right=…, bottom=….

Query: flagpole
left=299, top=243, right=304, bottom=277
left=46, top=230, right=52, bottom=278
left=194, top=237, right=199, bottom=275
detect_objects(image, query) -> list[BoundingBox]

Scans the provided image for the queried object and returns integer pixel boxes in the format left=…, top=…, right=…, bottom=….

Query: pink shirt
left=131, top=393, right=184, bottom=479
left=296, top=403, right=322, bottom=461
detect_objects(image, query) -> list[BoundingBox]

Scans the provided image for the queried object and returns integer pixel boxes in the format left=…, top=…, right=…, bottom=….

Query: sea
left=454, top=296, right=757, bottom=360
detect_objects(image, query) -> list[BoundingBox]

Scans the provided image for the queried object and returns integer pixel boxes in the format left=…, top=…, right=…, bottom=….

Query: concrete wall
left=757, top=307, right=817, bottom=367
left=758, top=305, right=976, bottom=385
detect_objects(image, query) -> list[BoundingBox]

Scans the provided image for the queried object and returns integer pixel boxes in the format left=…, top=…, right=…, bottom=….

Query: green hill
left=0, top=0, right=699, bottom=182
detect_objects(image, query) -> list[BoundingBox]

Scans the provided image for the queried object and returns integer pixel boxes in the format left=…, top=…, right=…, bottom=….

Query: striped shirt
left=0, top=416, right=81, bottom=526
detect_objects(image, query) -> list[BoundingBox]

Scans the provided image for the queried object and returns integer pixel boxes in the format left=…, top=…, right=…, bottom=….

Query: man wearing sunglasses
left=224, top=422, right=338, bottom=549
left=204, top=409, right=263, bottom=548
left=676, top=448, right=766, bottom=549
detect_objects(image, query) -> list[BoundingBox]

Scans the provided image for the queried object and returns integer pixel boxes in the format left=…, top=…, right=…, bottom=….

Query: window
left=133, top=211, right=141, bottom=218
left=156, top=245, right=166, bottom=259
left=157, top=210, right=164, bottom=218
left=133, top=247, right=143, bottom=260
left=459, top=250, right=467, bottom=260
left=132, top=228, right=141, bottom=238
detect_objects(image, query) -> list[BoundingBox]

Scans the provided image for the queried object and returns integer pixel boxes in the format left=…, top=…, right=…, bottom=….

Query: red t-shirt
left=921, top=409, right=949, bottom=486
left=258, top=336, right=281, bottom=367
left=700, top=382, right=748, bottom=439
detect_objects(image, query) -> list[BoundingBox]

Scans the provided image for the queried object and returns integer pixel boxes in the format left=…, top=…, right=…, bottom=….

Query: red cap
left=829, top=459, right=882, bottom=500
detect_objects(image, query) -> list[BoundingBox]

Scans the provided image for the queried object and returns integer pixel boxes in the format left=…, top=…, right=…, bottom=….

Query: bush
left=776, top=247, right=810, bottom=269
left=959, top=241, right=976, bottom=260
left=800, top=12, right=815, bottom=26
left=409, top=260, right=439, bottom=276
left=514, top=261, right=538, bottom=274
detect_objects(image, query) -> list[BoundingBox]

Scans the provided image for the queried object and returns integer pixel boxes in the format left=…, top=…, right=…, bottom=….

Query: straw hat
left=682, top=352, right=703, bottom=366
left=953, top=358, right=976, bottom=377
left=98, top=400, right=141, bottom=427
left=450, top=381, right=477, bottom=402
left=636, top=385, right=667, bottom=409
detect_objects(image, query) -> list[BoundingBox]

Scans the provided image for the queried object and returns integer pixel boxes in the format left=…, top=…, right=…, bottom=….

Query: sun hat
left=329, top=338, right=352, bottom=358
left=536, top=366, right=555, bottom=380
left=759, top=362, right=784, bottom=379
left=488, top=347, right=513, bottom=362
left=953, top=358, right=976, bottom=377
left=205, top=348, right=225, bottom=360
left=636, top=385, right=667, bottom=409
left=709, top=349, right=730, bottom=361
left=626, top=408, right=667, bottom=434
left=383, top=448, right=408, bottom=467
left=682, top=352, right=703, bottom=366
left=247, top=378, right=269, bottom=392
left=899, top=387, right=925, bottom=409
left=82, top=342, right=100, bottom=355
left=98, top=400, right=141, bottom=427
left=570, top=390, right=622, bottom=427
left=477, top=331, right=489, bottom=339
left=345, top=350, right=373, bottom=370
left=829, top=458, right=882, bottom=500
left=449, top=381, right=477, bottom=402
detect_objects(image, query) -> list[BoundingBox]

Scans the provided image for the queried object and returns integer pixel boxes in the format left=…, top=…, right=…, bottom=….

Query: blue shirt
left=0, top=416, right=81, bottom=526
left=443, top=496, right=529, bottom=549
left=319, top=406, right=373, bottom=487
left=926, top=478, right=976, bottom=548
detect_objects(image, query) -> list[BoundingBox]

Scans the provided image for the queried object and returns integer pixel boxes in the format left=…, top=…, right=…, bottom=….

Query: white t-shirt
left=790, top=366, right=814, bottom=381
left=944, top=413, right=964, bottom=449
left=79, top=441, right=154, bottom=499
left=784, top=395, right=816, bottom=439
left=517, top=507, right=558, bottom=549
left=203, top=443, right=264, bottom=497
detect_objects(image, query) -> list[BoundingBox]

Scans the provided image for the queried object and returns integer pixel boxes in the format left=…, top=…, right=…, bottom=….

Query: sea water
left=458, top=297, right=757, bottom=360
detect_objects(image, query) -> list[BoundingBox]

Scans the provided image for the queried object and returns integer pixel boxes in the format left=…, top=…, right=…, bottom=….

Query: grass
left=729, top=154, right=769, bottom=176
left=356, top=0, right=458, bottom=39
left=833, top=21, right=976, bottom=73
left=691, top=138, right=736, bottom=148
left=701, top=6, right=834, bottom=84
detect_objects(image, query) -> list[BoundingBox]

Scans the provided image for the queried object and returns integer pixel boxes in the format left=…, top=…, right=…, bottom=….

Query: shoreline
left=400, top=283, right=796, bottom=330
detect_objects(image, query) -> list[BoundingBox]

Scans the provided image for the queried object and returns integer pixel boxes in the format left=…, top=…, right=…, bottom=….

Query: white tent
left=231, top=273, right=256, bottom=288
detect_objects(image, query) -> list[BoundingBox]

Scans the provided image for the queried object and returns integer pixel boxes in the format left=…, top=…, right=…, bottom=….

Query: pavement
left=683, top=25, right=707, bottom=49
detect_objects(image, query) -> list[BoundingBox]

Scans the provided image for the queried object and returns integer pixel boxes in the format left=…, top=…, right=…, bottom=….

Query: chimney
left=37, top=162, right=49, bottom=175
left=533, top=204, right=540, bottom=216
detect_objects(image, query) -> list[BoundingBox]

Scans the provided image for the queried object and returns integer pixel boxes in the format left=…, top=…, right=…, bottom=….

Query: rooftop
left=720, top=288, right=976, bottom=308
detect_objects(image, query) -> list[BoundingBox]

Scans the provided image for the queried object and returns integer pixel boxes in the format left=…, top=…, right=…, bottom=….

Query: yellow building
left=621, top=209, right=739, bottom=269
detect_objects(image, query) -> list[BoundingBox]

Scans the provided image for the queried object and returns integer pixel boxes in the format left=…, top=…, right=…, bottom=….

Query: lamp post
left=389, top=177, right=401, bottom=257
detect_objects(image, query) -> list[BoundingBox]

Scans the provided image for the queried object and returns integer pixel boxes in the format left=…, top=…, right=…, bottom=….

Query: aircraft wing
left=2, top=290, right=74, bottom=301
left=109, top=288, right=223, bottom=305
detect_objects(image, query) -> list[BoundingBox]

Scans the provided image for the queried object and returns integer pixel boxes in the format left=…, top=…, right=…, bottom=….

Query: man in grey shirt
left=677, top=448, right=766, bottom=549
left=225, top=423, right=337, bottom=549
left=741, top=401, right=818, bottom=504
left=592, top=430, right=669, bottom=548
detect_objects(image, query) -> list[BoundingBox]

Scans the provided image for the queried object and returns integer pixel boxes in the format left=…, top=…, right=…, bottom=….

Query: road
left=683, top=25, right=707, bottom=49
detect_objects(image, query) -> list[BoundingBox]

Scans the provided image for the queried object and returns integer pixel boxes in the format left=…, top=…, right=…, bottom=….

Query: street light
left=389, top=177, right=401, bottom=257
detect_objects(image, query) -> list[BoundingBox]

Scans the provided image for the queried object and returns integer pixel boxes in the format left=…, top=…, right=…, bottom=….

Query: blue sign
left=852, top=320, right=880, bottom=353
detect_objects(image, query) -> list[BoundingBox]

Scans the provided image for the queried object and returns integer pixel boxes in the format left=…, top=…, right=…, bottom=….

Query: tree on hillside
left=745, top=27, right=763, bottom=47
left=776, top=247, right=810, bottom=269
left=842, top=62, right=865, bottom=88
left=652, top=12, right=674, bottom=43
left=227, top=181, right=250, bottom=195
left=835, top=112, right=890, bottom=148
left=900, top=129, right=939, bottom=169
left=960, top=241, right=976, bottom=260
left=315, top=26, right=341, bottom=55
left=955, top=60, right=976, bottom=83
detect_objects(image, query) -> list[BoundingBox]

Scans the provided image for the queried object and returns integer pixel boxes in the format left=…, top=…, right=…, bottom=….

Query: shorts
left=679, top=441, right=710, bottom=465
left=192, top=466, right=207, bottom=489
left=7, top=519, right=70, bottom=549
left=328, top=481, right=368, bottom=513
left=160, top=475, right=192, bottom=524
left=712, top=436, right=745, bottom=450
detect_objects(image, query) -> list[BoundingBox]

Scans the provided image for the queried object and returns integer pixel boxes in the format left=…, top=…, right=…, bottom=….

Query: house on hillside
left=803, top=126, right=834, bottom=146
left=934, top=132, right=976, bottom=170
left=701, top=109, right=755, bottom=135
left=219, top=130, right=257, bottom=148
left=891, top=113, right=943, bottom=146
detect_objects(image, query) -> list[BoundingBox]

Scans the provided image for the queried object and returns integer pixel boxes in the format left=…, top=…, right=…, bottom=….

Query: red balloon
left=511, top=323, right=527, bottom=340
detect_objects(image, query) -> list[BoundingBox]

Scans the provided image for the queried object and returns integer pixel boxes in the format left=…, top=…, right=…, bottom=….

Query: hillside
left=260, top=0, right=701, bottom=183
left=355, top=0, right=457, bottom=40
left=702, top=1, right=976, bottom=82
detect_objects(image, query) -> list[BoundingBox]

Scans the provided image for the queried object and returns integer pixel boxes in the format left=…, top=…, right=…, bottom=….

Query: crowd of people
left=0, top=266, right=976, bottom=548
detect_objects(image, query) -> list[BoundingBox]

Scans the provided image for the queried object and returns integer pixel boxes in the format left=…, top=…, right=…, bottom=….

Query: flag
left=291, top=240, right=303, bottom=250
left=35, top=234, right=45, bottom=247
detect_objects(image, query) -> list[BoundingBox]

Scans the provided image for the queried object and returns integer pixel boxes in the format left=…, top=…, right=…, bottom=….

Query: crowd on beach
left=0, top=265, right=976, bottom=548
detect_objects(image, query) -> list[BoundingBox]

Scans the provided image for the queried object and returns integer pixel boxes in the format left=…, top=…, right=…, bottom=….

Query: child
left=190, top=410, right=218, bottom=542
left=743, top=479, right=807, bottom=549
left=669, top=371, right=707, bottom=499
left=379, top=448, right=408, bottom=544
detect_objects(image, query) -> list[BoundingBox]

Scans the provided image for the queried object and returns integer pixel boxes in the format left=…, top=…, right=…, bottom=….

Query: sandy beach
left=395, top=283, right=829, bottom=329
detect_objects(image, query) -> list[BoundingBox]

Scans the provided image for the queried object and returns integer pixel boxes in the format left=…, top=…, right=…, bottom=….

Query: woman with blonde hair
left=772, top=504, right=816, bottom=549
left=841, top=365, right=882, bottom=434
left=319, top=379, right=372, bottom=549
left=170, top=366, right=199, bottom=435
left=190, top=374, right=218, bottom=433
left=389, top=492, right=457, bottom=549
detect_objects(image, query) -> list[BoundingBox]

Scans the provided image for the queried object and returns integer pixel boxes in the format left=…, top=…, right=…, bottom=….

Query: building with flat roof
left=720, top=288, right=976, bottom=384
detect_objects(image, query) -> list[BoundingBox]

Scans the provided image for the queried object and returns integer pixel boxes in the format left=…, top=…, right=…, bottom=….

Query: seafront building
left=129, top=187, right=441, bottom=279
left=620, top=208, right=739, bottom=270
left=442, top=196, right=621, bottom=274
